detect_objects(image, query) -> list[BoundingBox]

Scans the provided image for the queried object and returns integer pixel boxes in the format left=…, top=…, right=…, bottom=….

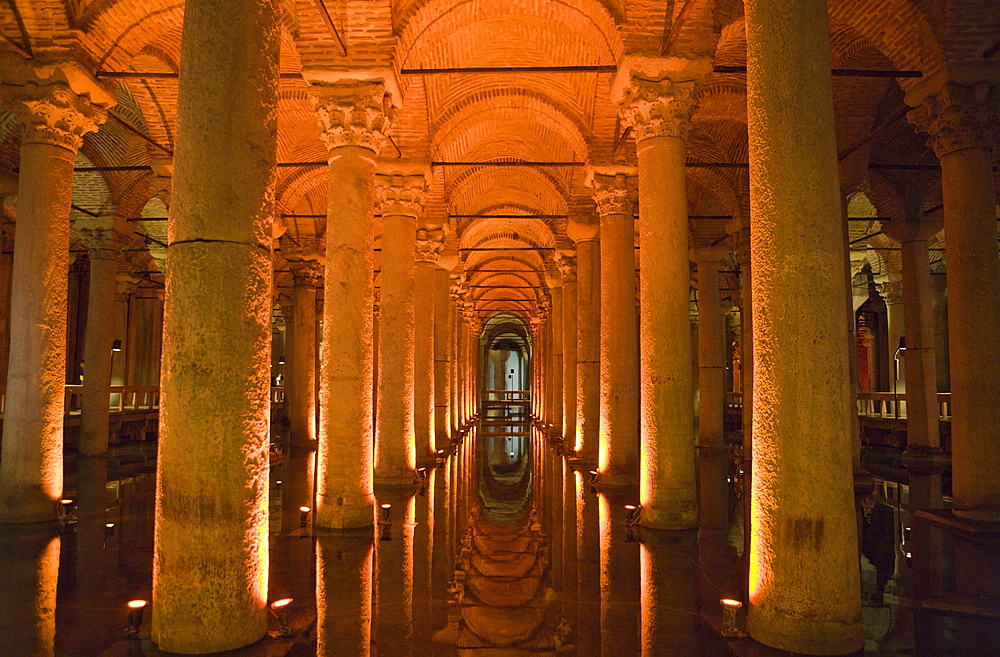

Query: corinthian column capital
left=309, top=81, right=395, bottom=155
left=414, top=227, right=445, bottom=263
left=908, top=82, right=999, bottom=158
left=375, top=172, right=426, bottom=218
left=3, top=82, right=107, bottom=151
left=290, top=259, right=324, bottom=287
left=73, top=211, right=123, bottom=261
left=587, top=167, right=638, bottom=217
left=618, top=76, right=701, bottom=142
left=554, top=250, right=577, bottom=282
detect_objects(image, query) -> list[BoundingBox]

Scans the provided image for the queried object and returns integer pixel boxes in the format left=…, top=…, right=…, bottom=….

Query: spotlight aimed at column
left=435, top=449, right=446, bottom=466
left=125, top=599, right=147, bottom=637
left=624, top=504, right=642, bottom=525
left=377, top=503, right=393, bottom=541
left=720, top=598, right=746, bottom=638
left=105, top=522, right=116, bottom=535
left=414, top=467, right=430, bottom=496
left=588, top=470, right=600, bottom=494
left=299, top=506, right=311, bottom=528
left=278, top=355, right=285, bottom=365
left=58, top=498, right=77, bottom=526
left=112, top=339, right=123, bottom=352
left=269, top=598, right=294, bottom=638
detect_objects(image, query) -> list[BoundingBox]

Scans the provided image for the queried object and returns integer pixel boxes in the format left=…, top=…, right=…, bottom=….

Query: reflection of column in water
left=412, top=471, right=436, bottom=647
left=561, top=459, right=579, bottom=639
left=639, top=529, right=702, bottom=655
left=75, top=457, right=114, bottom=653
left=431, top=468, right=452, bottom=633
left=550, top=449, right=564, bottom=593
left=373, top=494, right=415, bottom=656
left=575, top=471, right=600, bottom=655
left=599, top=493, right=640, bottom=657
left=0, top=528, right=59, bottom=657
left=697, top=528, right=740, bottom=626
left=315, top=530, right=372, bottom=657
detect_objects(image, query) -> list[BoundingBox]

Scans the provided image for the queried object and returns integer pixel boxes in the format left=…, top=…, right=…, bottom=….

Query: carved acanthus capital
left=375, top=173, right=426, bottom=217
left=554, top=250, right=577, bottom=282
left=618, top=76, right=700, bottom=142
left=588, top=169, right=638, bottom=217
left=290, top=260, right=324, bottom=287
left=114, top=273, right=142, bottom=303
left=73, top=214, right=122, bottom=261
left=4, top=82, right=107, bottom=151
left=908, top=82, right=999, bottom=158
left=878, top=280, right=904, bottom=306
left=414, top=227, right=445, bottom=263
left=310, top=81, right=395, bottom=155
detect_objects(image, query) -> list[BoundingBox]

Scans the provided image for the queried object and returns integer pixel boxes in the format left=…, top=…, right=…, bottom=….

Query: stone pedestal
left=375, top=171, right=426, bottom=485
left=289, top=260, right=322, bottom=448
left=152, top=1, right=280, bottom=650
left=0, top=80, right=107, bottom=523
left=589, top=169, right=639, bottom=486
left=744, top=0, right=863, bottom=651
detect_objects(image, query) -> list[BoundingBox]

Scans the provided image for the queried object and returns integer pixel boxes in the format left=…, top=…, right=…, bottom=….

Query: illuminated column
left=909, top=82, right=1000, bottom=520
left=375, top=170, right=426, bottom=485
left=879, top=280, right=905, bottom=393
left=289, top=260, right=322, bottom=448
left=0, top=78, right=108, bottom=522
left=588, top=169, right=639, bottom=485
left=694, top=248, right=731, bottom=531
left=0, top=528, right=60, bottom=656
left=414, top=228, right=444, bottom=462
left=373, top=493, right=416, bottom=656
left=309, top=79, right=393, bottom=529
left=744, top=0, right=863, bottom=652
left=569, top=218, right=601, bottom=459
left=557, top=251, right=578, bottom=448
left=316, top=532, right=373, bottom=657
left=599, top=493, right=640, bottom=657
left=76, top=213, right=124, bottom=457
left=152, top=0, right=279, bottom=650
left=449, top=280, right=461, bottom=434
left=615, top=63, right=709, bottom=525
left=548, top=278, right=564, bottom=437
left=434, top=254, right=458, bottom=448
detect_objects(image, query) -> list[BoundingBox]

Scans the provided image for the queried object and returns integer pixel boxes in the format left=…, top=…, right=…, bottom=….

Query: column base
left=0, top=490, right=58, bottom=524
left=596, top=469, right=638, bottom=488
left=316, top=492, right=374, bottom=529
left=640, top=493, right=698, bottom=530
left=747, top=603, right=864, bottom=655
left=374, top=470, right=417, bottom=487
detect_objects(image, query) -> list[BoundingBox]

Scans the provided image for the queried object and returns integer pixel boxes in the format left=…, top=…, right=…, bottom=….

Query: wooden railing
left=725, top=390, right=952, bottom=421
left=483, top=389, right=530, bottom=401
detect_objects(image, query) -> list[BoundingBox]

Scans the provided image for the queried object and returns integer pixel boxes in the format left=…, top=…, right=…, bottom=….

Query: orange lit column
left=152, top=0, right=279, bottom=650
left=909, top=83, right=1000, bottom=521
left=557, top=252, right=578, bottom=448
left=599, top=492, right=640, bottom=656
left=309, top=80, right=393, bottom=529
left=588, top=169, right=639, bottom=486
left=414, top=228, right=444, bottom=463
left=0, top=79, right=108, bottom=522
left=615, top=64, right=708, bottom=525
left=449, top=281, right=461, bottom=433
left=569, top=217, right=600, bottom=460
left=744, top=0, right=863, bottom=652
left=375, top=170, right=426, bottom=485
left=548, top=278, right=564, bottom=437
left=434, top=253, right=458, bottom=448
left=76, top=214, right=124, bottom=457
left=694, top=247, right=731, bottom=531
left=316, top=532, right=373, bottom=657
left=289, top=260, right=322, bottom=449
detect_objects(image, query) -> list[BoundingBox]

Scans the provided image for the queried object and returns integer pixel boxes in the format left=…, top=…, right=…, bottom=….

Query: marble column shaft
left=290, top=261, right=321, bottom=448
left=433, top=267, right=452, bottom=448
left=0, top=82, right=106, bottom=523
left=744, top=0, right=863, bottom=651
left=574, top=234, right=601, bottom=459
left=153, top=0, right=279, bottom=650
left=558, top=253, right=579, bottom=449
left=414, top=230, right=443, bottom=461
left=550, top=285, right=563, bottom=436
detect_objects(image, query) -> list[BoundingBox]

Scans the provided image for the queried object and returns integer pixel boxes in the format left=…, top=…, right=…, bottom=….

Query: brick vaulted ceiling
left=1, top=0, right=998, bottom=317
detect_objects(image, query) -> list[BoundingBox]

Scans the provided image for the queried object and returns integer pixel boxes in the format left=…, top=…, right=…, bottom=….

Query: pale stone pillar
left=569, top=220, right=601, bottom=460
left=111, top=274, right=140, bottom=388
left=547, top=281, right=564, bottom=436
left=375, top=170, right=426, bottom=485
left=694, top=248, right=731, bottom=532
left=414, top=228, right=444, bottom=462
left=880, top=280, right=906, bottom=393
left=909, top=82, right=1000, bottom=520
left=615, top=63, right=708, bottom=525
left=556, top=251, right=578, bottom=448
left=433, top=255, right=457, bottom=448
left=744, top=0, right=863, bottom=651
left=76, top=214, right=123, bottom=457
left=152, top=0, right=279, bottom=650
left=0, top=76, right=108, bottom=523
left=588, top=169, right=639, bottom=485
left=289, top=260, right=322, bottom=448
left=309, top=80, right=392, bottom=529
left=448, top=281, right=461, bottom=434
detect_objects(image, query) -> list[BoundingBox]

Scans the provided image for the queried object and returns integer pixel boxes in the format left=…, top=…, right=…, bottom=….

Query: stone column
left=909, top=82, right=1000, bottom=520
left=0, top=76, right=108, bottom=523
left=375, top=170, right=426, bottom=485
left=556, top=251, right=578, bottom=449
left=111, top=273, right=140, bottom=388
left=588, top=169, right=639, bottom=485
left=449, top=280, right=461, bottom=434
left=569, top=218, right=600, bottom=460
left=615, top=62, right=708, bottom=525
left=309, top=79, right=393, bottom=528
left=880, top=280, right=906, bottom=393
left=152, top=0, right=279, bottom=650
left=414, top=228, right=444, bottom=463
left=76, top=214, right=123, bottom=456
left=289, top=260, right=322, bottom=449
left=433, top=255, right=457, bottom=448
left=694, top=247, right=731, bottom=532
left=744, top=0, right=863, bottom=652
left=547, top=279, right=564, bottom=436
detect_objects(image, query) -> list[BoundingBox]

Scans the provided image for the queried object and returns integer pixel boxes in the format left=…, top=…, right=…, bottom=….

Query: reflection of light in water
left=0, top=533, right=60, bottom=657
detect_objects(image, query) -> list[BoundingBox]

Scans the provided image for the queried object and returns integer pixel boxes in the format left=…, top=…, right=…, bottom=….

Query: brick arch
left=448, top=167, right=567, bottom=217
left=459, top=217, right=556, bottom=251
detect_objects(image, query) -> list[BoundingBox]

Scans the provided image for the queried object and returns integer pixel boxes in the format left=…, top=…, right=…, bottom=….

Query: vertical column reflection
left=598, top=493, right=640, bottom=656
left=639, top=530, right=700, bottom=655
left=576, top=470, right=600, bottom=655
left=0, top=528, right=59, bottom=657
left=315, top=531, right=373, bottom=657
left=373, top=493, right=416, bottom=656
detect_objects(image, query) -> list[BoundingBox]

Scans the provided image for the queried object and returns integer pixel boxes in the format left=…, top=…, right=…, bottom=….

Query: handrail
left=726, top=390, right=951, bottom=422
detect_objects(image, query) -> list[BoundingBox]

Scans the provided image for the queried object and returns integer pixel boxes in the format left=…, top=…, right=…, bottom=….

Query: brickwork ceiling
left=1, top=0, right=998, bottom=315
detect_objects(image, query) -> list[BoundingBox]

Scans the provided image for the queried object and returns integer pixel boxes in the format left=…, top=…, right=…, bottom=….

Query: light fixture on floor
left=299, top=506, right=311, bottom=528
left=378, top=503, right=392, bottom=541
left=435, top=449, right=446, bottom=466
left=589, top=470, right=600, bottom=494
left=624, top=504, right=641, bottom=525
left=112, top=339, right=123, bottom=352
left=720, top=598, right=745, bottom=637
left=269, top=598, right=294, bottom=637
left=125, top=599, right=147, bottom=637
left=278, top=355, right=285, bottom=365
left=58, top=498, right=77, bottom=526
